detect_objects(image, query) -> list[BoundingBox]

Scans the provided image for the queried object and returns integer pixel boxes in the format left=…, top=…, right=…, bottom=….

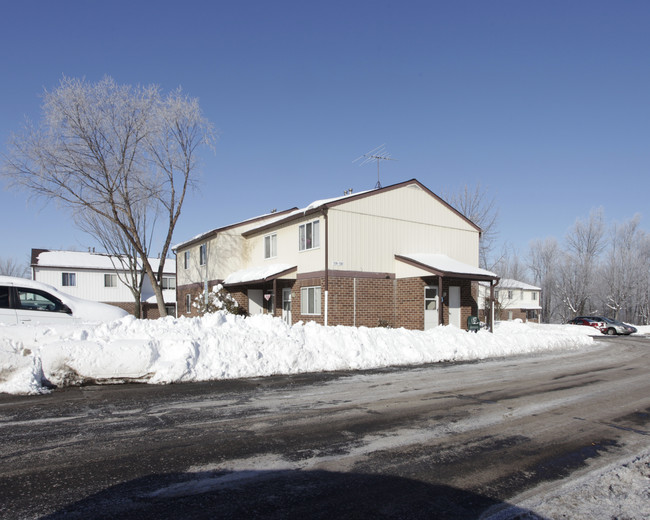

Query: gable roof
left=243, top=179, right=481, bottom=237
left=496, top=278, right=541, bottom=291
left=32, top=249, right=176, bottom=274
left=172, top=207, right=299, bottom=251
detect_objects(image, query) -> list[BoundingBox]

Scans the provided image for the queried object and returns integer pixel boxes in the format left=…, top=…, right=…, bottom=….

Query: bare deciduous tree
left=444, top=183, right=499, bottom=269
left=2, top=76, right=215, bottom=316
left=527, top=237, right=559, bottom=322
left=0, top=257, right=29, bottom=278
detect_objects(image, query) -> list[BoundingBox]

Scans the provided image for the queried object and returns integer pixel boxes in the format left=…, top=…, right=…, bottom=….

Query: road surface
left=0, top=335, right=648, bottom=519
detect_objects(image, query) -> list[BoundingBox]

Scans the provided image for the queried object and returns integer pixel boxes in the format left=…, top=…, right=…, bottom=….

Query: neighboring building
left=173, top=179, right=499, bottom=331
left=479, top=278, right=542, bottom=323
left=31, top=249, right=176, bottom=319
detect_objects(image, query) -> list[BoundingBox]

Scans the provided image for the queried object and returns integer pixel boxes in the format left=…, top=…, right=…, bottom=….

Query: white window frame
left=264, top=233, right=277, bottom=259
left=532, top=291, right=538, bottom=301
left=299, top=220, right=320, bottom=251
left=161, top=276, right=176, bottom=290
left=199, top=244, right=206, bottom=266
left=300, top=286, right=321, bottom=315
left=62, top=272, right=76, bottom=287
left=185, top=293, right=192, bottom=313
left=104, top=273, right=117, bottom=288
left=184, top=251, right=190, bottom=270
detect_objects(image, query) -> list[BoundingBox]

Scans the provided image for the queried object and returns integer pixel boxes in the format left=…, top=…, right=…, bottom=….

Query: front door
left=248, top=289, right=264, bottom=315
left=282, top=288, right=292, bottom=325
left=424, top=286, right=439, bottom=329
left=449, top=286, right=461, bottom=328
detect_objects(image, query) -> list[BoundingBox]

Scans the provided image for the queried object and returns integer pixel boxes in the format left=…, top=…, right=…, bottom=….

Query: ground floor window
left=165, top=304, right=176, bottom=316
left=300, top=286, right=321, bottom=315
left=185, top=294, right=191, bottom=313
left=62, top=272, right=76, bottom=287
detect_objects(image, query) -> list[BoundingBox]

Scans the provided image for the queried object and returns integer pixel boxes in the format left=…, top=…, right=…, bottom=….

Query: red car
left=567, top=317, right=607, bottom=334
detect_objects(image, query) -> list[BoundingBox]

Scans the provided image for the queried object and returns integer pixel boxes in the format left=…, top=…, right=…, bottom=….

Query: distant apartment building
left=479, top=278, right=541, bottom=323
left=31, top=249, right=176, bottom=318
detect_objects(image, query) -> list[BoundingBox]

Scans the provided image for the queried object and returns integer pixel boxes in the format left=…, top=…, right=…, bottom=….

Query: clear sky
left=1, top=0, right=648, bottom=267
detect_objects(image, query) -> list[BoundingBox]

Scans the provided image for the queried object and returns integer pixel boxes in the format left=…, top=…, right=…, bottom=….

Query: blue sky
left=1, top=1, right=648, bottom=267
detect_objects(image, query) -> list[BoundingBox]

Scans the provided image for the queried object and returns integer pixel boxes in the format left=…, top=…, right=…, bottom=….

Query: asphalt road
left=1, top=335, right=648, bottom=519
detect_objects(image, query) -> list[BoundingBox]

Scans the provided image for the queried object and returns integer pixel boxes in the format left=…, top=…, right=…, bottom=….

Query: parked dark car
left=581, top=316, right=637, bottom=335
left=567, top=317, right=607, bottom=334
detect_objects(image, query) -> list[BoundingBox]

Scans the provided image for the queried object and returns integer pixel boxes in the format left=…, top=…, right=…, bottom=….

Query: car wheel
left=606, top=328, right=616, bottom=335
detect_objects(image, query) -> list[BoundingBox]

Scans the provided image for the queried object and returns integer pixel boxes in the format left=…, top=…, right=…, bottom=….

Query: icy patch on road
left=483, top=449, right=650, bottom=520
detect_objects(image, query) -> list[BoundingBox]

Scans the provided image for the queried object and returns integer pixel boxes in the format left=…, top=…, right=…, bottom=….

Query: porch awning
left=223, top=263, right=297, bottom=287
left=395, top=253, right=499, bottom=282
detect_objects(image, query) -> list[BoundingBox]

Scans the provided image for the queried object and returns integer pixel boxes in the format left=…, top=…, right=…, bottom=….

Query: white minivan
left=0, top=275, right=129, bottom=325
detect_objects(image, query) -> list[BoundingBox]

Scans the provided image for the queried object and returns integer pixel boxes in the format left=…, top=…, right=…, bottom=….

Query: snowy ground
left=1, top=315, right=648, bottom=518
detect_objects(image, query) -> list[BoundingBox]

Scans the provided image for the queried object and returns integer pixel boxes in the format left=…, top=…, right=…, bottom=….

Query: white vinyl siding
left=301, top=286, right=321, bottom=315
left=326, top=184, right=480, bottom=274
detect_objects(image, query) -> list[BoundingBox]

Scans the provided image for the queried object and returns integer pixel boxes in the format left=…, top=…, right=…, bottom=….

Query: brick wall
left=103, top=301, right=175, bottom=319
left=178, top=275, right=480, bottom=330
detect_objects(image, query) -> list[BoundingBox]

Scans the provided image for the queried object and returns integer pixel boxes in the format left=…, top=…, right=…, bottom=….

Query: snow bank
left=0, top=315, right=596, bottom=395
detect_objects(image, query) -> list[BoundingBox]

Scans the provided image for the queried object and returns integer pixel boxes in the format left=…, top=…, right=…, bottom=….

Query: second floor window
left=299, top=220, right=320, bottom=251
left=162, top=276, right=176, bottom=290
left=199, top=244, right=206, bottom=266
left=532, top=292, right=538, bottom=300
left=184, top=251, right=190, bottom=269
left=62, top=272, right=76, bottom=287
left=264, top=234, right=277, bottom=259
left=104, top=274, right=117, bottom=287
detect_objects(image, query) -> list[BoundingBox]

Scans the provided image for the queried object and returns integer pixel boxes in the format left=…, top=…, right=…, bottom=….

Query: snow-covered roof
left=223, top=264, right=296, bottom=286
left=497, top=278, right=541, bottom=291
left=397, top=253, right=499, bottom=280
left=33, top=250, right=175, bottom=274
left=144, top=289, right=177, bottom=305
left=244, top=190, right=372, bottom=235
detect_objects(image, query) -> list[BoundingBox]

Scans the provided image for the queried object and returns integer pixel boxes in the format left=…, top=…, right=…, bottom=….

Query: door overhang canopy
left=223, top=264, right=297, bottom=287
left=395, top=254, right=499, bottom=282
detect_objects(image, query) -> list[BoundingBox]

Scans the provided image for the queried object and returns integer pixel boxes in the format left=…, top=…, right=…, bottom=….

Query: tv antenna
left=353, top=144, right=396, bottom=188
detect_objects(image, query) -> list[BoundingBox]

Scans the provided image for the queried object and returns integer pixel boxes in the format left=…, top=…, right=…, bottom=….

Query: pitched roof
left=242, top=179, right=481, bottom=237
left=32, top=249, right=176, bottom=274
left=497, top=278, right=541, bottom=291
left=396, top=253, right=499, bottom=282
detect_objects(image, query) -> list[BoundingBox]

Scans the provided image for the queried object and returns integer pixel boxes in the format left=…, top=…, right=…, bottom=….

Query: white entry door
left=282, top=288, right=292, bottom=325
left=248, top=289, right=264, bottom=315
left=424, top=286, right=439, bottom=329
left=449, top=286, right=461, bottom=328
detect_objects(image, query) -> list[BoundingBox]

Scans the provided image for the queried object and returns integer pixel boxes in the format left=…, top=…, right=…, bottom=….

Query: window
left=165, top=304, right=176, bottom=316
left=507, top=290, right=513, bottom=299
left=264, top=234, right=277, bottom=259
left=0, top=287, right=9, bottom=308
left=104, top=274, right=117, bottom=288
left=17, top=289, right=64, bottom=312
left=520, top=290, right=524, bottom=299
left=184, top=251, right=190, bottom=269
left=300, top=286, right=321, bottom=315
left=185, top=294, right=192, bottom=313
left=532, top=292, right=538, bottom=301
left=199, top=244, right=206, bottom=266
left=62, top=272, right=76, bottom=287
left=299, top=220, right=320, bottom=251
left=162, top=276, right=176, bottom=290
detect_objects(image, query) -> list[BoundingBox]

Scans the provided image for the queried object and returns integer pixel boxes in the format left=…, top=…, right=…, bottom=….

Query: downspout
left=323, top=208, right=329, bottom=326
left=438, top=276, right=443, bottom=326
